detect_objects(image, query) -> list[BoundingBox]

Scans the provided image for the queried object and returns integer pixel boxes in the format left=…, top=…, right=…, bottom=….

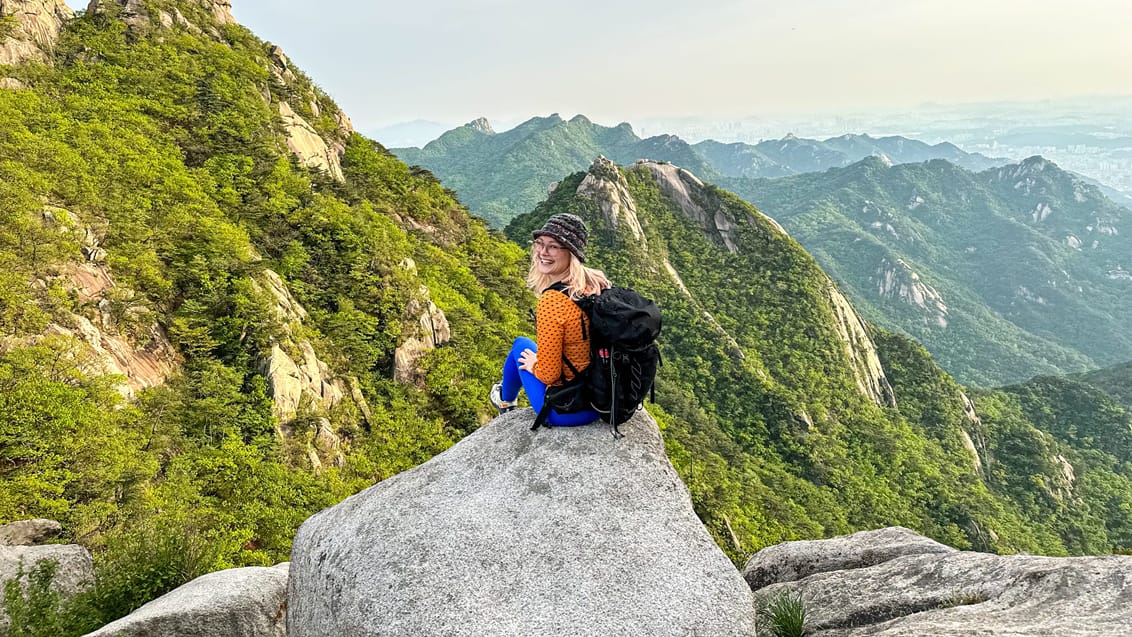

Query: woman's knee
left=510, top=336, right=536, bottom=357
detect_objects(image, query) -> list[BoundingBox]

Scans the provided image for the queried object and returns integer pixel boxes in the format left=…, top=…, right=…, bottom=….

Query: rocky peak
left=466, top=116, right=494, bottom=134
left=0, top=0, right=73, bottom=66
left=635, top=159, right=739, bottom=253
left=575, top=156, right=647, bottom=244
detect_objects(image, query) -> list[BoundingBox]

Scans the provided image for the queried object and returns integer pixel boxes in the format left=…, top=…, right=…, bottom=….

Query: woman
left=490, top=213, right=611, bottom=425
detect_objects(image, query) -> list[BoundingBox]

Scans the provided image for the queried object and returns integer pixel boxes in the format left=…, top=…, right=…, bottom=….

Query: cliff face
left=0, top=0, right=73, bottom=68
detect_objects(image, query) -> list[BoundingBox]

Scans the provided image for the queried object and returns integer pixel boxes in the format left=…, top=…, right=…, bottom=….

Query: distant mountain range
left=392, top=116, right=1006, bottom=227
left=696, top=133, right=1004, bottom=178
left=395, top=116, right=1132, bottom=386
left=723, top=155, right=1132, bottom=386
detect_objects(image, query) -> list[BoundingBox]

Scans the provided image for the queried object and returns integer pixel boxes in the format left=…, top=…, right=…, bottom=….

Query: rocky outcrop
left=21, top=209, right=180, bottom=397
left=278, top=101, right=345, bottom=181
left=576, top=156, right=647, bottom=244
left=86, top=0, right=233, bottom=32
left=748, top=527, right=1132, bottom=636
left=85, top=564, right=289, bottom=637
left=199, top=0, right=234, bottom=26
left=742, top=527, right=954, bottom=591
left=392, top=284, right=451, bottom=384
left=252, top=270, right=351, bottom=425
left=46, top=263, right=179, bottom=398
left=288, top=410, right=758, bottom=636
left=1, top=542, right=94, bottom=634
left=960, top=393, right=989, bottom=476
left=0, top=0, right=73, bottom=66
left=824, top=281, right=897, bottom=408
left=874, top=257, right=949, bottom=328
left=0, top=519, right=61, bottom=546
left=262, top=341, right=344, bottom=423
left=305, top=418, right=344, bottom=471
left=636, top=159, right=739, bottom=253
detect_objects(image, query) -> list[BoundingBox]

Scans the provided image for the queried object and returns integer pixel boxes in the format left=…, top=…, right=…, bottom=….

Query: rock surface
left=0, top=519, right=62, bottom=546
left=252, top=269, right=352, bottom=425
left=823, top=281, right=898, bottom=408
left=84, top=564, right=289, bottom=637
left=39, top=260, right=181, bottom=398
left=0, top=0, right=73, bottom=66
left=874, top=257, right=949, bottom=328
left=750, top=527, right=1132, bottom=636
left=743, top=526, right=953, bottom=591
left=576, top=156, right=647, bottom=244
left=279, top=101, right=344, bottom=181
left=1, top=544, right=93, bottom=633
left=288, top=410, right=757, bottom=637
left=637, top=159, right=738, bottom=252
left=87, top=0, right=234, bottom=32
left=392, top=284, right=451, bottom=384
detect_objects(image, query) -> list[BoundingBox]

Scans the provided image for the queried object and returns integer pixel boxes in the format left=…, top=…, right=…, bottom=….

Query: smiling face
left=532, top=237, right=571, bottom=280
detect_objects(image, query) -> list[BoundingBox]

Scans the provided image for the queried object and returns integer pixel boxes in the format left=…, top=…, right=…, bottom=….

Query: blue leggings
left=502, top=336, right=599, bottom=427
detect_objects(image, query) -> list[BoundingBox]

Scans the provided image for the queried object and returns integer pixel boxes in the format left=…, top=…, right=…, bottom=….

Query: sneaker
left=489, top=382, right=517, bottom=413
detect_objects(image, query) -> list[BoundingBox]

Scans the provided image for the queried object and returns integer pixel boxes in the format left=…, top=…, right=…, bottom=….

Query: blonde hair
left=527, top=250, right=611, bottom=299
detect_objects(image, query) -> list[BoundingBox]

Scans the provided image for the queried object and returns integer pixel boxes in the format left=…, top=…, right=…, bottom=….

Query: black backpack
left=532, top=282, right=662, bottom=436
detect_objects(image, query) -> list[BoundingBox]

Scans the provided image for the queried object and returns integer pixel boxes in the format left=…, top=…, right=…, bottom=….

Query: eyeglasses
left=531, top=240, right=566, bottom=255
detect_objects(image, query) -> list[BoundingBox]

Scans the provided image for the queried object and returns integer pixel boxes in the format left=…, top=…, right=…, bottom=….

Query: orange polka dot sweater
left=533, top=288, right=590, bottom=386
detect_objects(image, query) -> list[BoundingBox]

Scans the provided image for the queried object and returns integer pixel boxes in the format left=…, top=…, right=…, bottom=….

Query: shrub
left=755, top=589, right=811, bottom=637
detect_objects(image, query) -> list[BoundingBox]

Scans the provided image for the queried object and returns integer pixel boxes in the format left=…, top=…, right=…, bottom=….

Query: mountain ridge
left=722, top=154, right=1132, bottom=386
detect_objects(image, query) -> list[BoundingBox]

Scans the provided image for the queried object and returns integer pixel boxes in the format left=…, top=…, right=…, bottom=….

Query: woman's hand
left=518, top=348, right=537, bottom=372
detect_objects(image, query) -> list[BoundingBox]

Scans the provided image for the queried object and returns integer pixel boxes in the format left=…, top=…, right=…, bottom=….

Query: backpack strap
left=532, top=399, right=553, bottom=430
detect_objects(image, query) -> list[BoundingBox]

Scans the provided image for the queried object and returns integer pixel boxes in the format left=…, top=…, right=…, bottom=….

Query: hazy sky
left=215, top=1, right=1129, bottom=131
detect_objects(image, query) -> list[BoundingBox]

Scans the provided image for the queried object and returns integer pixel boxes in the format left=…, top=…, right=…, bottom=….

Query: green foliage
left=0, top=14, right=17, bottom=40
left=3, top=560, right=68, bottom=637
left=755, top=590, right=811, bottom=637
left=0, top=5, right=532, bottom=633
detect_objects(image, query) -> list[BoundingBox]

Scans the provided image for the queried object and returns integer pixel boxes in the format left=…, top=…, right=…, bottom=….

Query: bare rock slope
left=288, top=409, right=757, bottom=637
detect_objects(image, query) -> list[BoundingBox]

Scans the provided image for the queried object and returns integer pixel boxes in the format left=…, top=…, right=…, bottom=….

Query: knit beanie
left=532, top=213, right=588, bottom=262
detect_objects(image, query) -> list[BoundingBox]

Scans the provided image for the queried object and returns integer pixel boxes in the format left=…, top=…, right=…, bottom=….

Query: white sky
left=75, top=1, right=1132, bottom=131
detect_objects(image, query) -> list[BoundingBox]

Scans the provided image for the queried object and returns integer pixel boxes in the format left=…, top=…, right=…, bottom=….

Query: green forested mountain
left=1074, top=361, right=1132, bottom=410
left=722, top=156, right=1132, bottom=387
left=973, top=373, right=1132, bottom=554
left=506, top=157, right=1132, bottom=562
left=1, top=0, right=529, bottom=631
left=392, top=114, right=718, bottom=227
left=694, top=133, right=1003, bottom=179
left=393, top=121, right=1003, bottom=226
